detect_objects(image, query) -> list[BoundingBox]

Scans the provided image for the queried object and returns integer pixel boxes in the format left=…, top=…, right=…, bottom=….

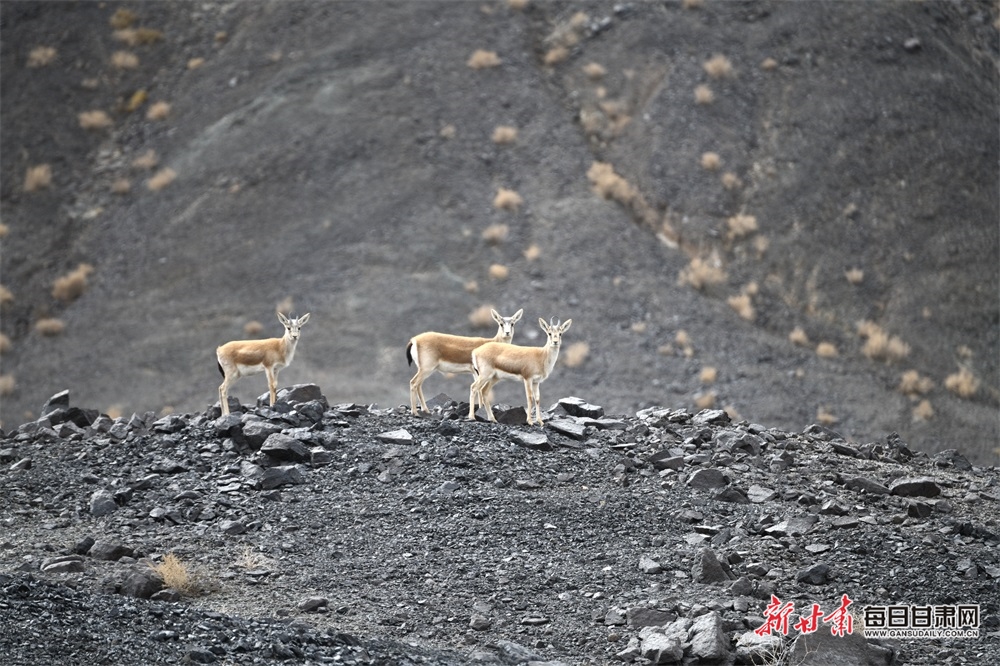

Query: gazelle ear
left=297, top=313, right=311, bottom=325
left=277, top=312, right=290, bottom=325
left=491, top=309, right=503, bottom=324
left=560, top=319, right=573, bottom=332
left=538, top=317, right=550, bottom=332
left=511, top=308, right=523, bottom=323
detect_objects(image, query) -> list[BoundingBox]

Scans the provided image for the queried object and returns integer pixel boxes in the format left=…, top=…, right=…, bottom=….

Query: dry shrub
left=79, top=110, right=113, bottom=130
left=492, top=125, right=518, bottom=144
left=132, top=149, right=159, bottom=170
left=124, top=89, right=147, bottom=113
left=243, top=320, right=264, bottom=337
left=36, top=318, right=66, bottom=336
left=0, top=333, right=11, bottom=354
left=721, top=172, right=742, bottom=190
left=436, top=124, right=455, bottom=139
left=215, top=31, right=228, bottom=43
left=678, top=255, right=726, bottom=290
left=275, top=297, right=294, bottom=315
left=27, top=46, right=57, bottom=68
left=508, top=0, right=530, bottom=10
left=899, top=370, right=933, bottom=397
left=694, top=84, right=714, bottom=104
left=464, top=280, right=479, bottom=294
left=187, top=57, right=206, bottom=70
left=695, top=391, right=717, bottom=409
left=52, top=263, right=95, bottom=302
left=111, top=51, right=139, bottom=69
left=488, top=264, right=509, bottom=280
left=147, top=167, right=177, bottom=191
left=0, top=285, right=12, bottom=305
left=724, top=404, right=741, bottom=421
left=701, top=152, right=722, bottom=171
left=111, top=178, right=131, bottom=195
left=788, top=327, right=810, bottom=347
left=753, top=235, right=770, bottom=256
left=587, top=161, right=636, bottom=202
left=857, top=322, right=909, bottom=362
left=0, top=375, right=14, bottom=397
left=912, top=400, right=934, bottom=422
left=523, top=244, right=542, bottom=261
left=945, top=366, right=980, bottom=398
left=583, top=62, right=606, bottom=80
left=817, top=407, right=838, bottom=426
left=24, top=164, right=52, bottom=192
left=845, top=268, right=864, bottom=285
left=683, top=0, right=704, bottom=8
left=562, top=341, right=590, bottom=368
left=467, top=50, right=501, bottom=69
left=569, top=11, right=589, bottom=29
left=675, top=330, right=694, bottom=357
left=544, top=46, right=569, bottom=66
left=113, top=27, right=164, bottom=46
left=703, top=54, right=734, bottom=79
left=482, top=223, right=509, bottom=244
left=0, top=222, right=9, bottom=237
left=150, top=553, right=201, bottom=597
left=761, top=57, right=779, bottom=71
left=816, top=342, right=838, bottom=358
left=727, top=293, right=755, bottom=321
left=727, top=213, right=758, bottom=239
left=146, top=101, right=171, bottom=121
left=110, top=7, right=138, bottom=29
left=700, top=366, right=718, bottom=384
left=493, top=188, right=523, bottom=211
left=630, top=322, right=647, bottom=334
left=469, top=305, right=498, bottom=329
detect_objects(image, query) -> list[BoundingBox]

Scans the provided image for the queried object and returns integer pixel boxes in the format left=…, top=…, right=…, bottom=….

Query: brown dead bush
left=147, top=168, right=177, bottom=191
left=52, top=263, right=95, bottom=302
left=24, top=164, right=52, bottom=192
left=945, top=366, right=980, bottom=398
left=703, top=54, right=734, bottom=79
left=562, top=342, right=590, bottom=368
left=27, top=46, right=57, bottom=68
left=492, top=126, right=518, bottom=144
left=493, top=188, right=523, bottom=212
left=467, top=50, right=501, bottom=69
left=36, top=318, right=66, bottom=336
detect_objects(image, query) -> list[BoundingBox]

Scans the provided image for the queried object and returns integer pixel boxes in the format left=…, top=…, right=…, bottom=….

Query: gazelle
left=216, top=312, right=311, bottom=415
left=406, top=308, right=523, bottom=415
left=469, top=317, right=572, bottom=426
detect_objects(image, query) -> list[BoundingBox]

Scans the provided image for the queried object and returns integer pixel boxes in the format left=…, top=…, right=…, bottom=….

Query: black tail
left=217, top=361, right=225, bottom=377
left=405, top=341, right=413, bottom=367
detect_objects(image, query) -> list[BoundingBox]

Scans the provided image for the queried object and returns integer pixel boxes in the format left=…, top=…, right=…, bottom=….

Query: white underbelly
left=437, top=362, right=473, bottom=375
left=236, top=363, right=266, bottom=376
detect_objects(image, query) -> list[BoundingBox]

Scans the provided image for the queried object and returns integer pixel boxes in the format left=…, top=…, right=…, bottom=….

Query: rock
left=605, top=607, right=627, bottom=625
left=627, top=606, right=676, bottom=627
left=692, top=409, right=730, bottom=426
left=40, top=390, right=70, bottom=416
left=260, top=465, right=305, bottom=490
left=765, top=515, right=819, bottom=537
left=510, top=430, right=552, bottom=450
left=41, top=556, right=85, bottom=574
left=219, top=520, right=247, bottom=536
left=687, top=468, right=729, bottom=489
left=748, top=485, right=778, bottom=503
left=546, top=417, right=588, bottom=440
left=514, top=479, right=542, bottom=490
left=298, top=597, right=328, bottom=612
left=734, top=630, right=783, bottom=665
left=377, top=429, right=413, bottom=445
left=120, top=569, right=163, bottom=599
left=692, top=547, right=734, bottom=583
left=796, top=562, right=831, bottom=585
left=819, top=500, right=850, bottom=516
left=150, top=459, right=188, bottom=474
left=275, top=384, right=325, bottom=405
left=182, top=648, right=218, bottom=664
left=889, top=477, right=942, bottom=498
left=649, top=450, right=685, bottom=471
left=715, top=487, right=750, bottom=503
left=790, top=626, right=894, bottom=665
left=907, top=500, right=933, bottom=519
left=730, top=576, right=753, bottom=597
left=490, top=404, right=529, bottom=425
left=639, top=555, right=663, bottom=574
left=716, top=430, right=763, bottom=456
left=469, top=614, right=491, bottom=631
left=151, top=414, right=187, bottom=433
left=241, top=420, right=284, bottom=448
left=831, top=441, right=860, bottom=457
left=558, top=396, right=605, bottom=418
left=493, top=640, right=544, bottom=664
left=903, top=37, right=921, bottom=52
left=74, top=536, right=96, bottom=555
left=640, top=633, right=684, bottom=664
left=689, top=611, right=730, bottom=661
left=933, top=448, right=972, bottom=470
left=260, top=433, right=311, bottom=462
left=844, top=476, right=890, bottom=495
left=89, top=489, right=118, bottom=517
left=90, top=541, right=133, bottom=561
left=151, top=589, right=181, bottom=602
left=11, top=458, right=31, bottom=471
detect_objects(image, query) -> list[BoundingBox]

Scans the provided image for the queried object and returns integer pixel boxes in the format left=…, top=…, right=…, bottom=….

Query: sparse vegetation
left=544, top=46, right=570, bottom=66
left=243, top=321, right=264, bottom=336
left=467, top=50, right=501, bottom=69
left=0, top=285, right=12, bottom=305
left=0, top=222, right=9, bottom=237
left=701, top=152, right=721, bottom=171
left=816, top=342, right=839, bottom=358
left=53, top=263, right=95, bottom=302
left=146, top=101, right=171, bottom=121
left=132, top=149, right=159, bottom=170
left=0, top=333, right=11, bottom=354
left=845, top=267, right=864, bottom=285
left=587, top=161, right=636, bottom=203
left=507, top=0, right=529, bottom=10
left=912, top=399, right=934, bottom=421
left=857, top=321, right=910, bottom=362
left=113, top=27, right=164, bottom=46
left=27, top=46, right=57, bottom=68
left=898, top=370, right=933, bottom=397
left=439, top=124, right=456, bottom=139
left=562, top=341, right=590, bottom=368
left=694, top=84, right=714, bottom=104
left=111, top=178, right=131, bottom=195
left=24, top=164, right=52, bottom=192
left=468, top=305, right=498, bottom=328
left=700, top=366, right=717, bottom=384
left=482, top=223, right=509, bottom=244
left=817, top=406, right=838, bottom=426
left=582, top=62, right=606, bottom=80
left=675, top=330, right=694, bottom=357
left=109, top=7, right=138, bottom=30
left=761, top=57, right=779, bottom=70
left=147, top=167, right=177, bottom=191
left=523, top=244, right=542, bottom=261
left=150, top=553, right=201, bottom=597
left=0, top=375, right=14, bottom=397
left=727, top=293, right=755, bottom=321
left=492, top=126, right=518, bottom=144
left=945, top=366, right=980, bottom=398
left=275, top=297, right=294, bottom=315
left=36, top=318, right=66, bottom=336
left=789, top=327, right=810, bottom=347
left=79, top=110, right=113, bottom=130
left=187, top=57, right=206, bottom=70
left=703, top=54, right=734, bottom=79
left=493, top=188, right=523, bottom=211
left=488, top=264, right=509, bottom=280
left=695, top=391, right=717, bottom=409
left=111, top=51, right=140, bottom=69
left=726, top=213, right=758, bottom=239
left=721, top=172, right=742, bottom=189
left=678, top=255, right=726, bottom=290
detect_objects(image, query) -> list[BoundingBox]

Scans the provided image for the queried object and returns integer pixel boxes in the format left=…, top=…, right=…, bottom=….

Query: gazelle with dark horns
left=216, top=312, right=311, bottom=415
left=469, top=317, right=572, bottom=426
left=406, top=308, right=523, bottom=415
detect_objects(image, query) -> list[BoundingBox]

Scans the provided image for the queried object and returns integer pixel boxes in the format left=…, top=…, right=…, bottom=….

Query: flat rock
left=639, top=555, right=663, bottom=574
left=627, top=606, right=676, bottom=627
left=748, top=485, right=778, bottom=503
left=377, top=429, right=413, bottom=445
left=260, top=433, right=311, bottom=462
left=509, top=430, right=552, bottom=451
left=790, top=626, right=894, bottom=665
left=688, top=611, right=730, bottom=661
left=640, top=633, right=683, bottom=664
left=90, top=540, right=133, bottom=561
left=648, top=450, right=685, bottom=471
left=687, top=468, right=729, bottom=489
left=844, top=476, right=890, bottom=495
left=765, top=515, right=819, bottom=537
left=796, top=562, right=831, bottom=585
left=89, top=489, right=118, bottom=517
left=692, top=547, right=734, bottom=583
left=260, top=465, right=305, bottom=490
left=557, top=396, right=605, bottom=419
left=890, top=476, right=942, bottom=498
left=715, top=486, right=750, bottom=503
left=276, top=384, right=325, bottom=405
left=735, top=631, right=783, bottom=665
left=546, top=417, right=587, bottom=440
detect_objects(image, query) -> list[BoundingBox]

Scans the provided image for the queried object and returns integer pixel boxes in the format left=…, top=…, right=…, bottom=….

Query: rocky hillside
left=0, top=4, right=998, bottom=457
left=1, top=387, right=998, bottom=664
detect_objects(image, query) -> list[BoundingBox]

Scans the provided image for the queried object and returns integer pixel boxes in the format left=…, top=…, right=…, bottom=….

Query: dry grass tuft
left=243, top=320, right=264, bottom=337
left=788, top=327, right=810, bottom=347
left=439, top=124, right=456, bottom=139
left=275, top=297, right=294, bottom=316
left=700, top=366, right=718, bottom=384
left=845, top=267, right=864, bottom=285
left=0, top=333, right=11, bottom=354
left=36, top=318, right=66, bottom=336
left=493, top=188, right=523, bottom=212
left=24, top=164, right=52, bottom=192
left=816, top=342, right=839, bottom=358
left=583, top=62, right=606, bottom=80
left=146, top=101, right=171, bottom=121
left=761, top=57, right=779, bottom=71
left=817, top=407, right=838, bottom=426
left=587, top=161, right=636, bottom=202
left=492, top=125, right=518, bottom=144
left=111, top=51, right=140, bottom=69
left=469, top=305, right=498, bottom=329
left=110, top=7, right=138, bottom=29
left=467, top=50, right=501, bottom=69
left=132, top=149, right=159, bottom=170
left=672, top=330, right=694, bottom=358
left=721, top=172, right=742, bottom=190
left=0, top=223, right=8, bottom=238
left=111, top=178, right=131, bottom=195
left=857, top=321, right=910, bottom=362
left=727, top=293, right=755, bottom=321
left=147, top=167, right=177, bottom=191
left=464, top=280, right=479, bottom=294
left=124, top=90, right=147, bottom=113
left=700, top=152, right=722, bottom=171
left=0, top=375, right=14, bottom=397
left=944, top=366, right=980, bottom=398
left=187, top=57, right=206, bottom=70
left=150, top=553, right=201, bottom=597
left=727, top=213, right=758, bottom=239
left=508, top=0, right=530, bottom=9
left=0, top=285, right=12, bottom=305
left=703, top=54, right=734, bottom=79
left=482, top=223, right=510, bottom=244
left=912, top=400, right=934, bottom=422
left=695, top=391, right=717, bottom=409
left=27, top=46, right=58, bottom=68
left=53, top=263, right=95, bottom=302
left=562, top=341, right=590, bottom=368
left=79, top=110, right=113, bottom=130
left=899, top=370, right=934, bottom=397
left=523, top=244, right=542, bottom=261
left=488, top=264, right=510, bottom=280
left=544, top=46, right=570, bottom=66
left=113, top=27, right=164, bottom=46
left=678, top=255, right=726, bottom=290
left=694, top=84, right=714, bottom=104
left=683, top=0, right=704, bottom=8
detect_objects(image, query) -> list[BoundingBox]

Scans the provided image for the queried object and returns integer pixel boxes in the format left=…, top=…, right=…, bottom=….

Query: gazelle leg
left=219, top=377, right=231, bottom=416
left=523, top=379, right=535, bottom=425
left=469, top=377, right=485, bottom=420
left=532, top=381, right=543, bottom=425
left=410, top=368, right=433, bottom=415
left=266, top=368, right=278, bottom=406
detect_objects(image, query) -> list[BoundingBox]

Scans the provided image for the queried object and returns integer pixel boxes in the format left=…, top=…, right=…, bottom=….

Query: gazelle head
left=277, top=312, right=311, bottom=340
left=492, top=308, right=524, bottom=342
left=539, top=317, right=572, bottom=347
